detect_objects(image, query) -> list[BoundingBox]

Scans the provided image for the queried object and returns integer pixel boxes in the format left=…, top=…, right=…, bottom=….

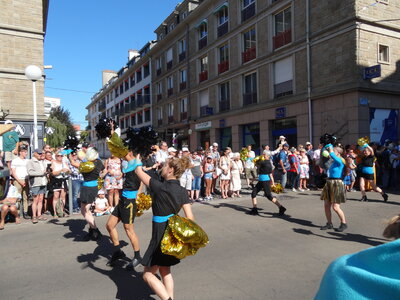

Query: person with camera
left=50, top=150, right=71, bottom=218
left=27, top=148, right=48, bottom=223
left=10, top=145, right=29, bottom=219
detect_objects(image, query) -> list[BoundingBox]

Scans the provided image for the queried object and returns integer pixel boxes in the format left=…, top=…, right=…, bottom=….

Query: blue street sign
left=363, top=65, right=381, bottom=80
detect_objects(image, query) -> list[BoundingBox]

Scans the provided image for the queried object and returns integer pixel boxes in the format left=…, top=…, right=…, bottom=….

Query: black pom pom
left=63, top=135, right=79, bottom=151
left=95, top=118, right=118, bottom=139
left=319, top=133, right=338, bottom=146
left=124, top=126, right=158, bottom=157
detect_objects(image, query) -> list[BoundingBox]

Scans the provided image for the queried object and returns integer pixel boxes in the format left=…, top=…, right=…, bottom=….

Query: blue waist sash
left=259, top=174, right=270, bottom=181
left=362, top=166, right=374, bottom=174
left=122, top=190, right=138, bottom=199
left=82, top=180, right=97, bottom=187
left=153, top=214, right=174, bottom=223
left=122, top=159, right=143, bottom=173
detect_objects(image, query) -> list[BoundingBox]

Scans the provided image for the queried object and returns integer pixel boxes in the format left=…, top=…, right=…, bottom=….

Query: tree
left=49, top=107, right=75, bottom=137
left=80, top=130, right=89, bottom=143
left=45, top=116, right=67, bottom=147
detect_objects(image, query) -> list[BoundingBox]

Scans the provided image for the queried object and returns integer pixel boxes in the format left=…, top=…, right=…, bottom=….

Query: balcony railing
left=168, top=116, right=174, bottom=123
left=217, top=22, right=228, bottom=38
left=130, top=101, right=136, bottom=111
left=218, top=60, right=229, bottom=74
left=273, top=29, right=292, bottom=50
left=219, top=100, right=230, bottom=112
left=241, top=2, right=255, bottom=22
left=123, top=104, right=130, bottom=114
left=243, top=92, right=257, bottom=105
left=167, top=61, right=173, bottom=70
left=198, top=36, right=207, bottom=50
left=167, top=88, right=174, bottom=97
left=180, top=111, right=188, bottom=120
left=179, top=51, right=186, bottom=62
left=114, top=107, right=120, bottom=116
left=136, top=95, right=143, bottom=107
left=199, top=70, right=208, bottom=82
left=98, top=101, right=106, bottom=111
left=200, top=105, right=213, bottom=117
left=156, top=68, right=162, bottom=76
left=242, top=47, right=256, bottom=63
left=143, top=94, right=151, bottom=105
left=180, top=81, right=187, bottom=91
left=157, top=94, right=162, bottom=101
left=274, top=80, right=293, bottom=98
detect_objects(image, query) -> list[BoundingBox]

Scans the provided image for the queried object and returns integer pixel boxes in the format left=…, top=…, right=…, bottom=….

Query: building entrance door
left=271, top=118, right=297, bottom=147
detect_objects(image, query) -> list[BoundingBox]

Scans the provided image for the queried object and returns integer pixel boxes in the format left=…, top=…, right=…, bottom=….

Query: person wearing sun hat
left=2, top=120, right=20, bottom=169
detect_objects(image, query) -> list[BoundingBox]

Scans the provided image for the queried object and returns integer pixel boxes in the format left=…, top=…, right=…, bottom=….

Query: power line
left=46, top=87, right=96, bottom=94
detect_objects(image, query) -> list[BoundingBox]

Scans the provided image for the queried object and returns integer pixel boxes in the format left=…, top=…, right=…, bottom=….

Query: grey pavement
left=0, top=189, right=399, bottom=300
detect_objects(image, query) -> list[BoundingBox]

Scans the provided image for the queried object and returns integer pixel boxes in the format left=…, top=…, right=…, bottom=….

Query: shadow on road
left=292, top=228, right=387, bottom=247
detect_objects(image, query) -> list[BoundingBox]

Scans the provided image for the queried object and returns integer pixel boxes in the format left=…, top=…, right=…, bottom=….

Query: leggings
left=251, top=180, right=273, bottom=201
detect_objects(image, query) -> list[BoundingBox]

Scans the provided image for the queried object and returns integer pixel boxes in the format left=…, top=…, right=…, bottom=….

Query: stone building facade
left=0, top=0, right=49, bottom=148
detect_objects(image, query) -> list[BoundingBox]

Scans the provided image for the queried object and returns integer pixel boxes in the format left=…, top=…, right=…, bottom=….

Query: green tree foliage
left=80, top=130, right=89, bottom=143
left=45, top=107, right=76, bottom=147
left=49, top=107, right=75, bottom=137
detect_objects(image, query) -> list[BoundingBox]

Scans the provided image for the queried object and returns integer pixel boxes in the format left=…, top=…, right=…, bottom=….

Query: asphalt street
left=0, top=189, right=399, bottom=300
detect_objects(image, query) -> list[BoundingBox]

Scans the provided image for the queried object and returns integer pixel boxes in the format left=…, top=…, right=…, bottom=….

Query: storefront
left=270, top=117, right=297, bottom=147
left=242, top=123, right=260, bottom=154
left=195, top=121, right=211, bottom=150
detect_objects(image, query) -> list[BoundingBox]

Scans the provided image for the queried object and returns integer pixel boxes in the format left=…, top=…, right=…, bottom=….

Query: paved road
left=1, top=189, right=398, bottom=300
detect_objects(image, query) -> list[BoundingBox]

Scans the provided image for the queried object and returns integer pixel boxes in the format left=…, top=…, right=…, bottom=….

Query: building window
left=219, top=82, right=230, bottom=112
left=242, top=28, right=256, bottom=63
left=143, top=63, right=150, bottom=78
left=242, top=123, right=260, bottom=152
left=273, top=7, right=292, bottom=49
left=181, top=10, right=188, bottom=20
left=178, top=39, right=187, bottom=61
left=274, top=56, right=293, bottom=98
left=179, top=69, right=187, bottom=91
left=199, top=56, right=208, bottom=82
left=218, top=44, right=229, bottom=74
left=157, top=107, right=163, bottom=126
left=241, top=0, right=255, bottom=22
left=243, top=72, right=257, bottom=105
left=125, top=80, right=129, bottom=91
left=136, top=68, right=142, bottom=82
left=198, top=21, right=208, bottom=50
left=215, top=4, right=229, bottom=37
left=130, top=75, right=135, bottom=87
left=156, top=57, right=162, bottom=76
left=137, top=112, right=143, bottom=124
left=156, top=82, right=163, bottom=101
left=115, top=88, right=118, bottom=98
left=180, top=97, right=188, bottom=120
left=167, top=76, right=174, bottom=97
left=144, top=109, right=151, bottom=122
left=143, top=86, right=151, bottom=104
left=168, top=103, right=174, bottom=123
left=199, top=89, right=212, bottom=117
left=378, top=44, right=389, bottom=63
left=166, top=48, right=173, bottom=70
left=119, top=84, right=123, bottom=95
left=131, top=114, right=136, bottom=126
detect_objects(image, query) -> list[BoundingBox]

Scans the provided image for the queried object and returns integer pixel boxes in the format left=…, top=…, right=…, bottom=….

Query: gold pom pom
left=107, top=132, right=129, bottom=158
left=271, top=183, right=283, bottom=194
left=135, top=193, right=152, bottom=217
left=79, top=161, right=95, bottom=173
left=240, top=147, right=249, bottom=161
left=97, top=178, right=104, bottom=190
left=357, top=136, right=370, bottom=148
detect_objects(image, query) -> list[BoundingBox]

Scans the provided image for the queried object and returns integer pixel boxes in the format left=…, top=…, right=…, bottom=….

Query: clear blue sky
left=44, top=0, right=179, bottom=128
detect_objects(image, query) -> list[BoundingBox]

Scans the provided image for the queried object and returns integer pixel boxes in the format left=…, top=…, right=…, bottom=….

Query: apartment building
left=86, top=42, right=155, bottom=157
left=0, top=0, right=49, bottom=148
left=151, top=0, right=400, bottom=151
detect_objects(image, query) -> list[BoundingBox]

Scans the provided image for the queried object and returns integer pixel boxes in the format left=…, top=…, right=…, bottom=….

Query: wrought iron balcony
left=198, top=36, right=207, bottom=50
left=199, top=70, right=208, bottom=82
left=217, top=22, right=228, bottom=38
left=218, top=60, right=229, bottom=74
left=242, top=47, right=256, bottom=63
left=179, top=51, right=186, bottom=62
left=180, top=81, right=187, bottom=91
left=219, top=100, right=230, bottom=112
left=200, top=105, right=213, bottom=117
left=273, top=29, right=292, bottom=50
left=243, top=92, right=257, bottom=106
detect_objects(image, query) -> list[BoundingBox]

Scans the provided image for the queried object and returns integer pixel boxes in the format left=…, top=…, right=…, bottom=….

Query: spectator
left=203, top=155, right=214, bottom=201
left=244, top=144, right=256, bottom=189
left=313, top=144, right=324, bottom=189
left=179, top=147, right=193, bottom=198
left=0, top=178, right=21, bottom=230
left=190, top=151, right=203, bottom=201
left=299, top=149, right=310, bottom=191
left=103, top=154, right=123, bottom=209
left=10, top=145, right=29, bottom=219
left=50, top=151, right=71, bottom=217
left=210, top=143, right=220, bottom=195
left=275, top=143, right=290, bottom=191
left=68, top=152, right=84, bottom=214
left=389, top=147, right=400, bottom=190
left=219, top=147, right=232, bottom=199
left=43, top=150, right=53, bottom=215
left=167, top=147, right=178, bottom=158
left=27, top=148, right=48, bottom=223
left=94, top=189, right=111, bottom=216
left=155, top=141, right=168, bottom=166
left=343, top=156, right=357, bottom=192
left=288, top=148, right=300, bottom=191
left=230, top=153, right=243, bottom=197
left=2, top=120, right=20, bottom=169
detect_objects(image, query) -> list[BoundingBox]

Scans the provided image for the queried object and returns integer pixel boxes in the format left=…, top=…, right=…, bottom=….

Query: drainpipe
left=306, top=0, right=312, bottom=144
left=186, top=23, right=192, bottom=148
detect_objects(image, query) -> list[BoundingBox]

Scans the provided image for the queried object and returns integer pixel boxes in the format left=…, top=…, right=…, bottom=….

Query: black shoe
left=91, top=228, right=102, bottom=241
left=335, top=223, right=348, bottom=232
left=248, top=207, right=259, bottom=215
left=360, top=196, right=367, bottom=202
left=107, top=250, right=126, bottom=266
left=126, top=257, right=141, bottom=270
left=23, top=212, right=30, bottom=219
left=278, top=206, right=286, bottom=216
left=382, top=193, right=388, bottom=202
left=320, top=223, right=333, bottom=230
left=83, top=228, right=94, bottom=241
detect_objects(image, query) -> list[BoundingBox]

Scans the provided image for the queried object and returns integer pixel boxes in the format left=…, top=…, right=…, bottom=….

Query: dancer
left=320, top=146, right=348, bottom=232
left=135, top=155, right=194, bottom=300
left=249, top=150, right=286, bottom=216
left=79, top=147, right=104, bottom=241
left=359, top=145, right=388, bottom=202
left=106, top=149, right=142, bottom=269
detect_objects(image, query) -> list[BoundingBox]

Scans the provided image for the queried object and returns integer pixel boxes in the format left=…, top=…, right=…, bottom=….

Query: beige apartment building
left=151, top=0, right=400, bottom=152
left=0, top=0, right=49, bottom=148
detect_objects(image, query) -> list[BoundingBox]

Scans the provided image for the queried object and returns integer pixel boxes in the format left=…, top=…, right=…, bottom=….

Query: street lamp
left=24, top=65, right=42, bottom=149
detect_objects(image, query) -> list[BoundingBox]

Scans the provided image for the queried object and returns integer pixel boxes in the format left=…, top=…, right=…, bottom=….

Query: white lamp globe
left=25, top=65, right=42, bottom=81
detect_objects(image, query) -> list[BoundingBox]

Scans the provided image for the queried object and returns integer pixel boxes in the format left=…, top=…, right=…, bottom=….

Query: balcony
left=241, top=2, right=255, bottom=22
left=124, top=104, right=131, bottom=114
left=168, top=116, right=174, bottom=123
left=157, top=94, right=162, bottom=101
left=180, top=111, right=188, bottom=121
left=179, top=51, right=186, bottom=62
left=219, top=100, right=230, bottom=112
left=167, top=88, right=174, bottom=97
left=273, top=29, right=292, bottom=50
left=243, top=92, right=257, bottom=105
left=274, top=80, right=293, bottom=98
left=200, top=105, right=213, bottom=117
left=167, top=61, right=173, bottom=70
left=180, top=81, right=187, bottom=91
left=143, top=94, right=151, bottom=105
left=217, top=22, right=228, bottom=38
left=156, top=68, right=162, bottom=76
left=242, top=47, right=256, bottom=63
left=136, top=95, right=143, bottom=107
left=114, top=107, right=120, bottom=116
left=98, top=101, right=106, bottom=111
left=218, top=60, right=229, bottom=74
left=199, top=70, right=208, bottom=82
left=198, top=36, right=207, bottom=50
left=158, top=119, right=163, bottom=126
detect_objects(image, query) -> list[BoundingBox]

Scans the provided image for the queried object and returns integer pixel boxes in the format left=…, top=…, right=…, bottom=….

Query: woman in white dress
left=230, top=153, right=243, bottom=197
left=219, top=148, right=232, bottom=199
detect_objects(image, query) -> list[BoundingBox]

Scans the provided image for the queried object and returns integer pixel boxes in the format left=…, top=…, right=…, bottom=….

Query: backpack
left=273, top=152, right=282, bottom=170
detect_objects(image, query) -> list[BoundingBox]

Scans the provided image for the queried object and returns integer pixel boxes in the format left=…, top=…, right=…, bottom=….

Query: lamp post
left=24, top=65, right=42, bottom=149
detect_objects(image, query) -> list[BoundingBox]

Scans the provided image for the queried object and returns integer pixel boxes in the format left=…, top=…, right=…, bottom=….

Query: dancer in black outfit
left=135, top=155, right=194, bottom=300
left=249, top=150, right=286, bottom=216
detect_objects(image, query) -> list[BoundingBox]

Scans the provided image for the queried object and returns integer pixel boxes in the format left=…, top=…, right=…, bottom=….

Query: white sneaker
left=292, top=188, right=297, bottom=192
left=298, top=188, right=305, bottom=192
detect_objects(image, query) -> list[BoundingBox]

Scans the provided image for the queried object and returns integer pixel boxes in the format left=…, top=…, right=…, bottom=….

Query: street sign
left=276, top=107, right=286, bottom=119
left=15, top=124, right=25, bottom=136
left=46, top=127, right=55, bottom=135
left=363, top=65, right=381, bottom=80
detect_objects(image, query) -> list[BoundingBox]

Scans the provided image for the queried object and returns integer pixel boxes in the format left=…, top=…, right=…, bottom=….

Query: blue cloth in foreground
left=122, top=159, right=143, bottom=173
left=153, top=214, right=174, bottom=223
left=315, top=239, right=400, bottom=300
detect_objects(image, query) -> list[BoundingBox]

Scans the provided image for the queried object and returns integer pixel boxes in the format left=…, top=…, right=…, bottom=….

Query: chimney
left=102, top=70, right=117, bottom=86
left=128, top=49, right=139, bottom=61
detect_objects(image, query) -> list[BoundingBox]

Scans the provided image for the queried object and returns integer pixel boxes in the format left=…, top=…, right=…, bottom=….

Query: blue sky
left=44, top=0, right=179, bottom=128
